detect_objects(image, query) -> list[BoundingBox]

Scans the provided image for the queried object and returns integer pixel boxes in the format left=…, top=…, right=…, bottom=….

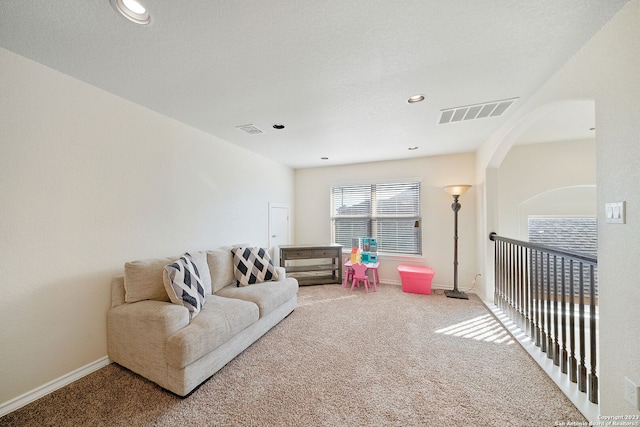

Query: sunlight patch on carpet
left=434, top=314, right=515, bottom=345
left=297, top=294, right=358, bottom=307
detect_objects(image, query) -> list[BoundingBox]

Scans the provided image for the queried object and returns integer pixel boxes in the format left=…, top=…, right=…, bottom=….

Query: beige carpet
left=1, top=284, right=586, bottom=426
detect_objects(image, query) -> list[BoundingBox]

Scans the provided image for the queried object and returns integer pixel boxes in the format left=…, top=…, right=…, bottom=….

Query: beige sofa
left=107, top=246, right=298, bottom=396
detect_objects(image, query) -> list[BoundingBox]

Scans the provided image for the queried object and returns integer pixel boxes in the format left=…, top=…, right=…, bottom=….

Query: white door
left=269, top=203, right=290, bottom=266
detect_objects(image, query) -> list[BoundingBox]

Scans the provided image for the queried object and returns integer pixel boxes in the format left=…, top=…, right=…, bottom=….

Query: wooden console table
left=279, top=244, right=343, bottom=285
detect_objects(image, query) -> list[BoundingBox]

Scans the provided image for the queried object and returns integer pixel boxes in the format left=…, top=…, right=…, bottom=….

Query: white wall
left=0, top=48, right=294, bottom=407
left=593, top=1, right=640, bottom=415
left=499, top=139, right=596, bottom=240
left=478, top=0, right=640, bottom=416
left=294, top=153, right=477, bottom=291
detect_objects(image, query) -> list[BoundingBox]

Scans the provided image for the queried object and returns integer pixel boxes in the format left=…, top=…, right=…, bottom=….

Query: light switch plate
left=605, top=201, right=626, bottom=224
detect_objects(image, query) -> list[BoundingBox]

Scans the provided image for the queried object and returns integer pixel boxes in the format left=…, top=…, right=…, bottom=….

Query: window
left=331, top=181, right=421, bottom=255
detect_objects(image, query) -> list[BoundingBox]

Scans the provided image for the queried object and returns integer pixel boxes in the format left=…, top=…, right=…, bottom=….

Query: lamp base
left=445, top=289, right=469, bottom=300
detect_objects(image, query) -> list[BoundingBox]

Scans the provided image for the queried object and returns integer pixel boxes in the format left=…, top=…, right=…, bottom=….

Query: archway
left=480, top=99, right=596, bottom=302
left=487, top=99, right=595, bottom=169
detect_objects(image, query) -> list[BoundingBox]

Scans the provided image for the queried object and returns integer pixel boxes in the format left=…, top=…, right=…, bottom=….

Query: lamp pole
left=443, top=185, right=471, bottom=300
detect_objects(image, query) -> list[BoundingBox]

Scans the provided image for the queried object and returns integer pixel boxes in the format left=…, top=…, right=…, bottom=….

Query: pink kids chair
left=350, top=263, right=372, bottom=293
left=343, top=258, right=354, bottom=288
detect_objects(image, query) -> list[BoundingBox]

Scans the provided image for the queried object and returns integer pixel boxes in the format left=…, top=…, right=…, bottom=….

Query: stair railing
left=489, top=232, right=598, bottom=404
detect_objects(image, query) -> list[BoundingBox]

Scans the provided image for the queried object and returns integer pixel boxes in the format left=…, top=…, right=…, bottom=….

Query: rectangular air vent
left=439, top=98, right=518, bottom=124
left=236, top=124, right=264, bottom=134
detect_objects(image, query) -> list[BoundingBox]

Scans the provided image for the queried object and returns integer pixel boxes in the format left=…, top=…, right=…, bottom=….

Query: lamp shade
left=443, top=185, right=471, bottom=196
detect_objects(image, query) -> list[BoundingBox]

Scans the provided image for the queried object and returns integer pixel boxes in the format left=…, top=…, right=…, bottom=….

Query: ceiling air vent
left=439, top=97, right=518, bottom=124
left=236, top=124, right=264, bottom=135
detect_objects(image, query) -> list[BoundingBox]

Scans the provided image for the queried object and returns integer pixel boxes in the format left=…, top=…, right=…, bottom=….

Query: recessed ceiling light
left=110, top=0, right=150, bottom=25
left=273, top=124, right=285, bottom=130
left=407, top=95, right=425, bottom=104
left=408, top=146, right=419, bottom=150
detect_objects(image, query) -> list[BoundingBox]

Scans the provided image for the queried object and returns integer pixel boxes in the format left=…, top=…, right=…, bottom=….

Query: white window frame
left=330, top=180, right=421, bottom=255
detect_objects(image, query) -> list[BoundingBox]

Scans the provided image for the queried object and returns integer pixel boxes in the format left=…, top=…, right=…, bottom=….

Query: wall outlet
left=624, top=376, right=640, bottom=410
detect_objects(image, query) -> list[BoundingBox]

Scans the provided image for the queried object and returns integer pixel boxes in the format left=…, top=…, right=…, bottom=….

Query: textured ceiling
left=0, top=1, right=628, bottom=168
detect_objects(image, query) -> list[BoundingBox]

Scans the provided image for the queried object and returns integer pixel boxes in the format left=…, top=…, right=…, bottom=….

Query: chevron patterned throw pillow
left=163, top=253, right=206, bottom=319
left=231, top=247, right=279, bottom=287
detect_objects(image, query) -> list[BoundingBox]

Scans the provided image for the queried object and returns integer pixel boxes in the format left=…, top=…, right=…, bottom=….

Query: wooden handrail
left=489, top=232, right=597, bottom=265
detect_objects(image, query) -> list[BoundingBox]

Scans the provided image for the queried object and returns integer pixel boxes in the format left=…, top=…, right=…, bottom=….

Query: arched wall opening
left=518, top=185, right=597, bottom=242
left=480, top=99, right=596, bottom=302
left=486, top=99, right=596, bottom=169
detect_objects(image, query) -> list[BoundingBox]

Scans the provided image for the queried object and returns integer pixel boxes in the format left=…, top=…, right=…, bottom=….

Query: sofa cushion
left=165, top=295, right=259, bottom=369
left=231, top=247, right=279, bottom=286
left=207, top=247, right=236, bottom=293
left=124, top=256, right=176, bottom=303
left=163, top=253, right=207, bottom=319
left=215, top=278, right=298, bottom=318
left=189, top=251, right=212, bottom=295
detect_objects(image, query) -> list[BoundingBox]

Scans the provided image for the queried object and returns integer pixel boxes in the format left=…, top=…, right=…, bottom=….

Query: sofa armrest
left=109, top=300, right=189, bottom=332
left=107, top=300, right=190, bottom=384
left=111, top=276, right=126, bottom=307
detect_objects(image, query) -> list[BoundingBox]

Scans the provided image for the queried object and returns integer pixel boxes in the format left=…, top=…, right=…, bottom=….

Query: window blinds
left=331, top=181, right=421, bottom=254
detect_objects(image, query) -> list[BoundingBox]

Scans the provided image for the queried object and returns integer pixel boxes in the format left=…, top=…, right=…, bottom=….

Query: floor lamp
left=443, top=185, right=471, bottom=300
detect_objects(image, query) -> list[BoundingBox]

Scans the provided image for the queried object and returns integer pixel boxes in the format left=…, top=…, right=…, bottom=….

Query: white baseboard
left=0, top=356, right=111, bottom=417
